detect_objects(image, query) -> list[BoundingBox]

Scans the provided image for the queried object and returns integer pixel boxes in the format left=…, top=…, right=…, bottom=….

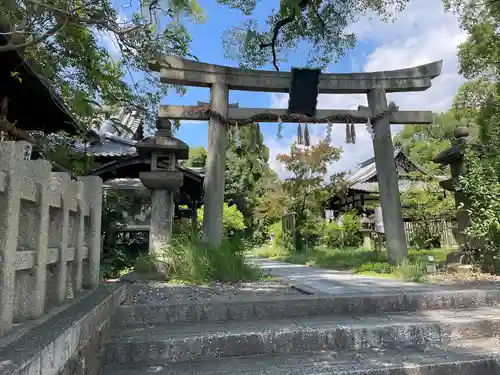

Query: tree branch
left=0, top=18, right=68, bottom=52
left=260, top=13, right=295, bottom=71
left=259, top=0, right=318, bottom=71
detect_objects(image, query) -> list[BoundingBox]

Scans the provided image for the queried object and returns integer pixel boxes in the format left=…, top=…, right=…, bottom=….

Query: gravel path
left=124, top=280, right=305, bottom=305
left=426, top=270, right=500, bottom=286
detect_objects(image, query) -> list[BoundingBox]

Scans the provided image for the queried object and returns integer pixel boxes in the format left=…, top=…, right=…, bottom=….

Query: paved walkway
left=250, top=257, right=448, bottom=296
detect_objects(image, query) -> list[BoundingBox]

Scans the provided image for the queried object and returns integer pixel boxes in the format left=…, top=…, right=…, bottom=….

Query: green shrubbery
left=268, top=221, right=283, bottom=245
left=167, top=237, right=260, bottom=283
left=267, top=210, right=362, bottom=251
left=323, top=211, right=362, bottom=248
left=101, top=195, right=258, bottom=283
left=100, top=192, right=148, bottom=279
left=149, top=203, right=256, bottom=283
left=197, top=202, right=246, bottom=236
left=134, top=236, right=261, bottom=283
left=458, top=132, right=500, bottom=273
left=454, top=87, right=500, bottom=274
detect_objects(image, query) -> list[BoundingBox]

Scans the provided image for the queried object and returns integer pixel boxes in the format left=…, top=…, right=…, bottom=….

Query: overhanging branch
left=259, top=0, right=326, bottom=71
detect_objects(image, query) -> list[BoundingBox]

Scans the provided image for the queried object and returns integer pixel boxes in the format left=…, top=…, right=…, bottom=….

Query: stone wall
left=0, top=141, right=103, bottom=337
left=0, top=283, right=126, bottom=375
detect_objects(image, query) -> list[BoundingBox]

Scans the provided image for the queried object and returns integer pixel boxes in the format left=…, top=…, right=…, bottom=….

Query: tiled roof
left=345, top=150, right=443, bottom=193
left=346, top=150, right=401, bottom=184
left=74, top=137, right=139, bottom=157
left=73, top=108, right=146, bottom=157
left=350, top=180, right=429, bottom=193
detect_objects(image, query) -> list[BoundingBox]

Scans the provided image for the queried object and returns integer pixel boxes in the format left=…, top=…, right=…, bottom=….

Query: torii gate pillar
left=368, top=88, right=408, bottom=263
left=203, top=82, right=229, bottom=245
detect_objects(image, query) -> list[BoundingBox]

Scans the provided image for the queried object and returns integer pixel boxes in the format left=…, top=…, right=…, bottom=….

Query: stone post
left=73, top=188, right=85, bottom=295
left=203, top=82, right=229, bottom=246
left=31, top=175, right=50, bottom=318
left=79, top=175, right=103, bottom=289
left=50, top=173, right=71, bottom=304
left=0, top=142, right=24, bottom=336
left=367, top=88, right=408, bottom=263
left=137, top=119, right=189, bottom=275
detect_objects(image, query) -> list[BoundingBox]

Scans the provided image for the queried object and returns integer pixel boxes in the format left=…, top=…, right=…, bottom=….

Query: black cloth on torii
left=287, top=68, right=321, bottom=118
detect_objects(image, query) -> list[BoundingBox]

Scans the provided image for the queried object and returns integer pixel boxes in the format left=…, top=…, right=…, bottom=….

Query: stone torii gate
left=149, top=57, right=442, bottom=264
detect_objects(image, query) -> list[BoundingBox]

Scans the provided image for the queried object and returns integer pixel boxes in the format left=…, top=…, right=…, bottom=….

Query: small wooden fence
left=403, top=220, right=457, bottom=248
left=0, top=141, right=103, bottom=337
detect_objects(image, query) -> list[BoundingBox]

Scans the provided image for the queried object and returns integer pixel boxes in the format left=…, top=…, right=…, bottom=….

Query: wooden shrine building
left=0, top=34, right=81, bottom=139
left=72, top=109, right=204, bottom=232
left=327, top=149, right=437, bottom=217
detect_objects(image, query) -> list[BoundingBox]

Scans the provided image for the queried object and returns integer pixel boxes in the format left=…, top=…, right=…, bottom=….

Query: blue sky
left=168, top=0, right=376, bottom=150
left=104, top=0, right=467, bottom=176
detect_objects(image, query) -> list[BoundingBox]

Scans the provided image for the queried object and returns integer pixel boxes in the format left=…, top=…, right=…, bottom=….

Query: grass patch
left=253, top=245, right=455, bottom=282
left=134, top=237, right=262, bottom=284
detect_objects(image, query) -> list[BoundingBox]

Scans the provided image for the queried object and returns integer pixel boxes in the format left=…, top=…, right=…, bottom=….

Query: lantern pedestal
left=139, top=170, right=184, bottom=273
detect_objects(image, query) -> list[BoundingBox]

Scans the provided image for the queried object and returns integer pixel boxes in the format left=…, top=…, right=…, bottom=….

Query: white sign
left=374, top=206, right=385, bottom=234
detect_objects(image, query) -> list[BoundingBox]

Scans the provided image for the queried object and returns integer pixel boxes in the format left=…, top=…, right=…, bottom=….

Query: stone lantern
left=433, top=127, right=470, bottom=252
left=359, top=213, right=372, bottom=249
left=135, top=118, right=189, bottom=272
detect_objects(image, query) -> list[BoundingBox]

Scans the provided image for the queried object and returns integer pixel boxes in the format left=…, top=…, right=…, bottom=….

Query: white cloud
left=268, top=0, right=467, bottom=178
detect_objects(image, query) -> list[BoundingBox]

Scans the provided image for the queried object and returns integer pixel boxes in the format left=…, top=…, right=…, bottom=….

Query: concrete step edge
left=104, top=317, right=500, bottom=365
left=115, top=288, right=500, bottom=326
left=102, top=338, right=500, bottom=375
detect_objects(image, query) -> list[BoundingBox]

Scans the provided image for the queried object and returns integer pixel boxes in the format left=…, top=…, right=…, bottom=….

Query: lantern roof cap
left=135, top=118, right=189, bottom=160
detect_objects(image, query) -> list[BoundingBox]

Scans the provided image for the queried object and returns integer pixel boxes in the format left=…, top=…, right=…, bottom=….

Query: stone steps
left=105, top=306, right=500, bottom=365
left=114, top=288, right=500, bottom=327
left=105, top=287, right=500, bottom=374
left=103, top=337, right=500, bottom=375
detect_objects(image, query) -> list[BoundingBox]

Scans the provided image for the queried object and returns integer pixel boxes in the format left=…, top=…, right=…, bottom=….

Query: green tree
left=444, top=0, right=500, bottom=80
left=185, top=146, right=207, bottom=167
left=453, top=78, right=496, bottom=122
left=225, top=124, right=271, bottom=226
left=441, top=0, right=500, bottom=272
left=219, top=0, right=411, bottom=70
left=457, top=86, right=500, bottom=272
left=1, top=0, right=204, bottom=124
left=181, top=124, right=273, bottom=239
left=254, top=168, right=287, bottom=226
left=276, top=130, right=343, bottom=250
left=394, top=110, right=463, bottom=174
left=253, top=168, right=286, bottom=243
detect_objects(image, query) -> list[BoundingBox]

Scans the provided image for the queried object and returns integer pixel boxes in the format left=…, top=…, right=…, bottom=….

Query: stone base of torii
left=149, top=57, right=443, bottom=264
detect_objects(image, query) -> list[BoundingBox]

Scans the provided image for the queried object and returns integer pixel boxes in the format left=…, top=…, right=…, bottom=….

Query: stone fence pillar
left=0, top=141, right=103, bottom=337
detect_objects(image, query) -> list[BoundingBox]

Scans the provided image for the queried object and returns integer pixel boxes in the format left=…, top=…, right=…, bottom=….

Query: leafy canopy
left=219, top=0, right=411, bottom=70
left=225, top=124, right=270, bottom=217
left=1, top=0, right=204, bottom=125
left=394, top=111, right=463, bottom=174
